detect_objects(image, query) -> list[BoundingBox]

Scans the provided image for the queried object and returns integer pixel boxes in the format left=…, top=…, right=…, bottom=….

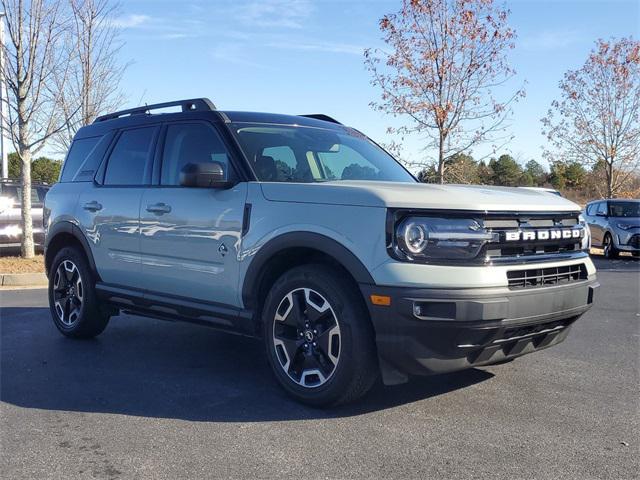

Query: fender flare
left=45, top=221, right=99, bottom=278
left=241, top=231, right=375, bottom=308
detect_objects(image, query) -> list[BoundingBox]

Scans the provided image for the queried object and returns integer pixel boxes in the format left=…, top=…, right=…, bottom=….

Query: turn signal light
left=370, top=295, right=391, bottom=306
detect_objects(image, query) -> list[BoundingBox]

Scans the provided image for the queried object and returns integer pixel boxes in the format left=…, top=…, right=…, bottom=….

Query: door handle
left=83, top=201, right=103, bottom=212
left=146, top=203, right=172, bottom=215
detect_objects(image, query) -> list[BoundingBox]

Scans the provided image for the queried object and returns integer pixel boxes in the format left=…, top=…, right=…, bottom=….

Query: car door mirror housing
left=179, top=162, right=232, bottom=188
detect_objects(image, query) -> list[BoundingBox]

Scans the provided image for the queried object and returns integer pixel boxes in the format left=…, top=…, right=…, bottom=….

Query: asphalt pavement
left=1, top=256, right=638, bottom=479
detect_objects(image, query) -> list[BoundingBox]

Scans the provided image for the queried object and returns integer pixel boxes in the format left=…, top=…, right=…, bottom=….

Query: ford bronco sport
left=44, top=98, right=599, bottom=406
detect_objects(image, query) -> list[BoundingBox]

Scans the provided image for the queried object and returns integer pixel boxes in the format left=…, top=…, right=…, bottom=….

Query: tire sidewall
left=262, top=266, right=369, bottom=405
left=604, top=233, right=618, bottom=259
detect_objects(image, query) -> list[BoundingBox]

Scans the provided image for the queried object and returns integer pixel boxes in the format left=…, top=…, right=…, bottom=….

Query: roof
left=0, top=178, right=51, bottom=187
left=220, top=111, right=345, bottom=130
left=587, top=198, right=640, bottom=203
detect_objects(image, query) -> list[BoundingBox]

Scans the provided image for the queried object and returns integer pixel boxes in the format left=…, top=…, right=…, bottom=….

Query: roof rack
left=94, top=98, right=216, bottom=123
left=299, top=114, right=342, bottom=125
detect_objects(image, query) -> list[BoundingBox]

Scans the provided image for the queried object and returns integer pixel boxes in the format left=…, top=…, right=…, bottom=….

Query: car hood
left=260, top=181, right=581, bottom=212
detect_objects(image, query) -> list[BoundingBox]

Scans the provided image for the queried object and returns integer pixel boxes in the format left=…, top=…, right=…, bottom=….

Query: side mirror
left=179, top=162, right=232, bottom=189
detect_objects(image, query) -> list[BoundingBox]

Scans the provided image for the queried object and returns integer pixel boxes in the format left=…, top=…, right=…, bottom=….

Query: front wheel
left=48, top=247, right=111, bottom=338
left=603, top=233, right=620, bottom=259
left=263, top=264, right=378, bottom=407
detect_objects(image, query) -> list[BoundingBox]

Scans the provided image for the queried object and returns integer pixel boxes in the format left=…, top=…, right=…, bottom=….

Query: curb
left=0, top=273, right=48, bottom=287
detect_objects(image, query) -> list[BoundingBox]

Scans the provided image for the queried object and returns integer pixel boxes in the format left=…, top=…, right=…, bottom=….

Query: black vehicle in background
left=0, top=179, right=50, bottom=250
left=584, top=199, right=640, bottom=259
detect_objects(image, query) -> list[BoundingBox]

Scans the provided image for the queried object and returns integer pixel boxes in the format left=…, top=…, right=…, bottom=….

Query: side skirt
left=95, top=283, right=257, bottom=337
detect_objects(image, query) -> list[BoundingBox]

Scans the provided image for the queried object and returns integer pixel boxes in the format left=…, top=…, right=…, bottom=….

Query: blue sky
left=111, top=0, right=639, bottom=169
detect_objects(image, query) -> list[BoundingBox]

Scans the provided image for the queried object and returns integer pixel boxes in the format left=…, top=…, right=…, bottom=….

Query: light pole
left=0, top=12, right=7, bottom=180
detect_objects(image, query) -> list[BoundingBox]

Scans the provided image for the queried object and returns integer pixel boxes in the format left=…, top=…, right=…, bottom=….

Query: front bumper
left=360, top=277, right=599, bottom=384
left=615, top=231, right=640, bottom=252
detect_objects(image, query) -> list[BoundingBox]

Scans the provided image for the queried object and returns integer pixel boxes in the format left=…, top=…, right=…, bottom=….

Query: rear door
left=139, top=121, right=247, bottom=306
left=76, top=125, right=159, bottom=287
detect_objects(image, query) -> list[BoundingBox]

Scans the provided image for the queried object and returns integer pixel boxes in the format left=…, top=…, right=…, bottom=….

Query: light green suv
left=43, top=98, right=599, bottom=406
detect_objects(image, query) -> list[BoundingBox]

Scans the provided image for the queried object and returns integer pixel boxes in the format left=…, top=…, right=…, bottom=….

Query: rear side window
left=60, top=137, right=100, bottom=182
left=596, top=202, right=607, bottom=215
left=586, top=203, right=596, bottom=215
left=104, top=127, right=156, bottom=186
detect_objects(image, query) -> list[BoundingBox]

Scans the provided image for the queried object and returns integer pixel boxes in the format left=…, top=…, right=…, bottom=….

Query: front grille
left=507, top=263, right=587, bottom=289
left=482, top=212, right=584, bottom=263
left=628, top=234, right=640, bottom=248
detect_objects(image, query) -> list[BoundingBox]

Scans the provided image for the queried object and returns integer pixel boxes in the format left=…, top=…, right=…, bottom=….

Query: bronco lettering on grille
left=504, top=229, right=582, bottom=242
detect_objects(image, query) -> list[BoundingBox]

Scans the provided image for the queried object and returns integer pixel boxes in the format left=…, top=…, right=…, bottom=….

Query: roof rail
left=94, top=98, right=216, bottom=123
left=299, top=114, right=342, bottom=125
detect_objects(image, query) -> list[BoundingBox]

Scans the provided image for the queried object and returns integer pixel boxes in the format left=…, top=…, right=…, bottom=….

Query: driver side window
left=161, top=123, right=233, bottom=186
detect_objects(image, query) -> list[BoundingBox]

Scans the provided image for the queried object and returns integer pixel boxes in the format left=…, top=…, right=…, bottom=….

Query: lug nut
left=312, top=342, right=317, bottom=347
left=313, top=330, right=317, bottom=334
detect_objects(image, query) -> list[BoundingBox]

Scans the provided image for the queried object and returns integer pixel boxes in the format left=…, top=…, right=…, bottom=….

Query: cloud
left=112, top=14, right=151, bottom=29
left=237, top=0, right=313, bottom=29
left=211, top=44, right=270, bottom=69
left=521, top=29, right=583, bottom=51
left=265, top=41, right=364, bottom=55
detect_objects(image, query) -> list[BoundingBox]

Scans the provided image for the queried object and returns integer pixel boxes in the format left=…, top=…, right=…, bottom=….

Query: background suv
left=43, top=98, right=598, bottom=406
left=0, top=179, right=49, bottom=250
left=584, top=199, right=640, bottom=258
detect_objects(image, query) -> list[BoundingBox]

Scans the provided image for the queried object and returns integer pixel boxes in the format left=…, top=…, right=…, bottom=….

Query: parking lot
left=1, top=256, right=638, bottom=479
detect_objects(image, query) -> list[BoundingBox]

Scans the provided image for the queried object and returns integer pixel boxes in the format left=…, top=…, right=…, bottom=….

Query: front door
left=77, top=126, right=158, bottom=287
left=139, top=121, right=247, bottom=307
left=591, top=201, right=608, bottom=246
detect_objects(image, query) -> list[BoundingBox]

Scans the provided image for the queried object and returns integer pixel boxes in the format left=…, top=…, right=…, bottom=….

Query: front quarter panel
left=238, top=183, right=388, bottom=306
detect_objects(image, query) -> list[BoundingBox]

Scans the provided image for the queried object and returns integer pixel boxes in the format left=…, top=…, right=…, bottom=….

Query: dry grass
left=0, top=254, right=45, bottom=274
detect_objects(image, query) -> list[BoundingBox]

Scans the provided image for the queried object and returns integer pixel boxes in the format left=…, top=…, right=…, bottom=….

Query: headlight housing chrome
left=395, top=216, right=497, bottom=261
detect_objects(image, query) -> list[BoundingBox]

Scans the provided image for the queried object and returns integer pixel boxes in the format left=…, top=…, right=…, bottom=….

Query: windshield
left=608, top=201, right=640, bottom=217
left=231, top=123, right=416, bottom=183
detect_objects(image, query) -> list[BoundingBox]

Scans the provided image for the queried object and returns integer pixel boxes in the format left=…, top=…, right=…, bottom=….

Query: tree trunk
left=606, top=160, right=614, bottom=199
left=437, top=132, right=445, bottom=184
left=18, top=101, right=34, bottom=259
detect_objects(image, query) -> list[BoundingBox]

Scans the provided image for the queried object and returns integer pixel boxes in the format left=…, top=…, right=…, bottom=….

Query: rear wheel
left=263, top=264, right=378, bottom=407
left=48, top=247, right=110, bottom=338
left=603, top=233, right=620, bottom=259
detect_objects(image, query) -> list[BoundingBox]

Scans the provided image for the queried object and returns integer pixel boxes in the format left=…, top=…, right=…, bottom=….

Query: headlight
left=579, top=214, right=591, bottom=251
left=395, top=217, right=497, bottom=261
left=617, top=223, right=633, bottom=230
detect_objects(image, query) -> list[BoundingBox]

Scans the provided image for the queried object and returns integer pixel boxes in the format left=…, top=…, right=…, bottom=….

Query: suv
left=0, top=179, right=50, bottom=249
left=584, top=199, right=640, bottom=258
left=44, top=99, right=599, bottom=406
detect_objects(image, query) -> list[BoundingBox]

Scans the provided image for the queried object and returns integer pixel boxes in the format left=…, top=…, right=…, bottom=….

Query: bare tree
left=365, top=0, right=524, bottom=183
left=1, top=0, right=68, bottom=258
left=54, top=0, right=126, bottom=151
left=542, top=37, right=640, bottom=198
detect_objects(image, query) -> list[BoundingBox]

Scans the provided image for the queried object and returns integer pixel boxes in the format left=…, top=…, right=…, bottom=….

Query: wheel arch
left=242, top=232, right=375, bottom=322
left=44, top=222, right=99, bottom=279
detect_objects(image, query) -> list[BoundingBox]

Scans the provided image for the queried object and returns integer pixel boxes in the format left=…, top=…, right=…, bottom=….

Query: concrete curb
left=0, top=272, right=48, bottom=287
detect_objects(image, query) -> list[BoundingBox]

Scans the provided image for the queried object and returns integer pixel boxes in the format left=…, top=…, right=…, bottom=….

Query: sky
left=107, top=0, right=639, bottom=169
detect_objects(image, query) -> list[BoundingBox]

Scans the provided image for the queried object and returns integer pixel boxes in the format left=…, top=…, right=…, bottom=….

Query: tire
left=262, top=264, right=379, bottom=407
left=603, top=233, right=620, bottom=259
left=48, top=246, right=111, bottom=338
